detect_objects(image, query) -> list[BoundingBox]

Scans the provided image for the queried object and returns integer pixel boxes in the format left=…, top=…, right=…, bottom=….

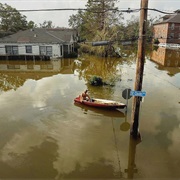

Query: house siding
left=0, top=28, right=78, bottom=59
left=153, top=23, right=169, bottom=43
left=0, top=43, right=64, bottom=58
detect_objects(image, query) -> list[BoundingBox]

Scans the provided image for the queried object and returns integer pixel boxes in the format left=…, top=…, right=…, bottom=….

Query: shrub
left=153, top=38, right=160, bottom=45
left=89, top=76, right=103, bottom=86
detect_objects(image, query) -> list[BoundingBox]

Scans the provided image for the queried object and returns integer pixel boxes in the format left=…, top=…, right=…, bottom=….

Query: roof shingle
left=0, top=28, right=77, bottom=44
left=154, top=11, right=180, bottom=25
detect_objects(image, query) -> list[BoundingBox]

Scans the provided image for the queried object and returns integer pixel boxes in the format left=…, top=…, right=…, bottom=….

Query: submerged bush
left=153, top=38, right=160, bottom=45
left=89, top=76, right=103, bottom=86
left=89, top=76, right=117, bottom=86
left=64, top=52, right=78, bottom=58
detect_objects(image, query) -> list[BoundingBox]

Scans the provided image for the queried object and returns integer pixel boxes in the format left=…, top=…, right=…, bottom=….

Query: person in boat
left=81, top=90, right=91, bottom=101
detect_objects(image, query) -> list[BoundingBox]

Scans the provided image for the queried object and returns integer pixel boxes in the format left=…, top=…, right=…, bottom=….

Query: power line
left=0, top=8, right=175, bottom=14
left=145, top=8, right=174, bottom=14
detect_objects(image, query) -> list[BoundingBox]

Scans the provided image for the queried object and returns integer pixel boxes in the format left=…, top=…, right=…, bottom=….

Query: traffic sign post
left=122, top=88, right=132, bottom=100
left=122, top=88, right=132, bottom=113
left=130, top=90, right=146, bottom=97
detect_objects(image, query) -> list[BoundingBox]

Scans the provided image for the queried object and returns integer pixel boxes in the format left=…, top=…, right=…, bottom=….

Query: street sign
left=130, top=90, right=146, bottom=97
left=122, top=88, right=132, bottom=100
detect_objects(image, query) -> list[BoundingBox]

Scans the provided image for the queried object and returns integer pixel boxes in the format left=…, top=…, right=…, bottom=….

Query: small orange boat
left=74, top=96, right=126, bottom=109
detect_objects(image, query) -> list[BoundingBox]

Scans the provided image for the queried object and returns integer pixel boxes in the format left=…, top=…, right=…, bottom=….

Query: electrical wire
left=145, top=8, right=175, bottom=14
left=0, top=8, right=176, bottom=15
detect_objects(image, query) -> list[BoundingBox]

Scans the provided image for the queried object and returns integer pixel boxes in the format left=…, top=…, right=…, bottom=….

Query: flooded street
left=0, top=47, right=180, bottom=179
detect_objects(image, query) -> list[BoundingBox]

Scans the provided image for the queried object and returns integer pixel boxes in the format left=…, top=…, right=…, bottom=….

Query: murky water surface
left=0, top=47, right=179, bottom=179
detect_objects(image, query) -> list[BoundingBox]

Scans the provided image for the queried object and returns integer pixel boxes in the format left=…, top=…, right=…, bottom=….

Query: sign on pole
left=130, top=90, right=146, bottom=97
left=122, top=88, right=132, bottom=100
left=122, top=88, right=132, bottom=113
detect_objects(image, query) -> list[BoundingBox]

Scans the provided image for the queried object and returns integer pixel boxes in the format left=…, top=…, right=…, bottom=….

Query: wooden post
left=131, top=0, right=149, bottom=139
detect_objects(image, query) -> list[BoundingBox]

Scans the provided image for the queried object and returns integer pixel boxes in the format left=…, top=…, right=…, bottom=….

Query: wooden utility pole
left=131, top=0, right=149, bottom=139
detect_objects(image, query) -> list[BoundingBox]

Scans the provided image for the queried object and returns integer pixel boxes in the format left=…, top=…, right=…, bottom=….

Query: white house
left=0, top=28, right=78, bottom=59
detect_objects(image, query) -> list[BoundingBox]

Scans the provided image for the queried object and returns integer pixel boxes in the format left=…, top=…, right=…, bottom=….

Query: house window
left=6, top=46, right=12, bottom=54
left=5, top=46, right=18, bottom=55
left=46, top=46, right=52, bottom=57
left=171, top=23, right=175, bottom=30
left=39, top=46, right=46, bottom=55
left=26, top=45, right=32, bottom=53
left=60, top=45, right=63, bottom=56
left=39, top=46, right=52, bottom=57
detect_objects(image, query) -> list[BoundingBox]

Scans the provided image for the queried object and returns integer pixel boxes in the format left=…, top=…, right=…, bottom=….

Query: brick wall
left=167, top=23, right=180, bottom=44
left=153, top=23, right=180, bottom=44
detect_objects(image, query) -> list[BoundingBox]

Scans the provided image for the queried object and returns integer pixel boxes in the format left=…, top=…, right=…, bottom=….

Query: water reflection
left=0, top=72, right=131, bottom=179
left=151, top=47, right=180, bottom=67
left=125, top=137, right=141, bottom=179
left=74, top=102, right=125, bottom=118
left=0, top=59, right=75, bottom=91
left=0, top=59, right=75, bottom=73
left=0, top=48, right=179, bottom=179
left=75, top=55, right=134, bottom=82
left=120, top=116, right=130, bottom=132
left=73, top=55, right=135, bottom=100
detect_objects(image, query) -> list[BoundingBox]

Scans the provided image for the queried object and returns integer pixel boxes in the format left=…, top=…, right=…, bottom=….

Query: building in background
left=0, top=28, right=78, bottom=60
left=153, top=10, right=180, bottom=45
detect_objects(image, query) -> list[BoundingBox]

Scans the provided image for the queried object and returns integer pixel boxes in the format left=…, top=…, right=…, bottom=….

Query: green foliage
left=89, top=76, right=103, bottom=86
left=0, top=3, right=36, bottom=32
left=39, top=20, right=55, bottom=28
left=89, top=75, right=116, bottom=86
left=152, top=45, right=159, bottom=51
left=64, top=52, right=78, bottom=58
left=116, top=15, right=154, bottom=43
left=69, top=0, right=123, bottom=41
left=124, top=16, right=139, bottom=40
left=69, top=0, right=125, bottom=56
left=153, top=38, right=160, bottom=44
left=27, top=21, right=37, bottom=29
left=69, top=1, right=156, bottom=56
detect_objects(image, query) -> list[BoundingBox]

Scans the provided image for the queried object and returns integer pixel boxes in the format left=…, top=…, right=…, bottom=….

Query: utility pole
left=131, top=0, right=149, bottom=139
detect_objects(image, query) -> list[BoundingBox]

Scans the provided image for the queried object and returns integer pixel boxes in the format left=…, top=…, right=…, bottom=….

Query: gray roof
left=154, top=12, right=180, bottom=25
left=0, top=28, right=78, bottom=44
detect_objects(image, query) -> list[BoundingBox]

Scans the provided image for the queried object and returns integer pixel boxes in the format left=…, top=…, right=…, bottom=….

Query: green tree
left=115, top=15, right=155, bottom=43
left=69, top=0, right=124, bottom=56
left=39, top=20, right=55, bottom=28
left=124, top=16, right=139, bottom=41
left=69, top=0, right=123, bottom=41
left=27, top=20, right=37, bottom=29
left=0, top=3, right=36, bottom=32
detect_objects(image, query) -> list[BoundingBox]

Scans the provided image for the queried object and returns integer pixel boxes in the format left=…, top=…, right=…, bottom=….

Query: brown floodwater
left=0, top=47, right=179, bottom=179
